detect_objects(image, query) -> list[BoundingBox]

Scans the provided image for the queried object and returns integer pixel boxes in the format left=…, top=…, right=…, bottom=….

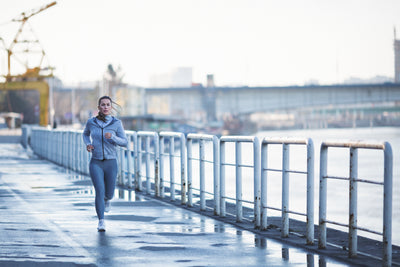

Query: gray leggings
left=89, top=158, right=117, bottom=219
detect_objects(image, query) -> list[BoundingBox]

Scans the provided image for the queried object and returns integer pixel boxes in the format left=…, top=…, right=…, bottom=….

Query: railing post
left=180, top=134, right=186, bottom=205
left=169, top=137, right=175, bottom=201
left=319, top=144, right=328, bottom=249
left=126, top=134, right=133, bottom=188
left=137, top=136, right=142, bottom=191
left=281, top=143, right=290, bottom=237
left=236, top=141, right=243, bottom=222
left=137, top=135, right=142, bottom=191
left=132, top=133, right=138, bottom=190
left=199, top=139, right=206, bottom=210
left=349, top=147, right=358, bottom=257
left=213, top=136, right=220, bottom=216
left=306, top=138, right=315, bottom=245
left=253, top=137, right=261, bottom=229
left=220, top=141, right=226, bottom=217
left=261, top=142, right=268, bottom=230
left=159, top=136, right=165, bottom=198
left=145, top=137, right=151, bottom=194
left=187, top=138, right=193, bottom=206
left=154, top=133, right=159, bottom=198
left=383, top=142, right=393, bottom=267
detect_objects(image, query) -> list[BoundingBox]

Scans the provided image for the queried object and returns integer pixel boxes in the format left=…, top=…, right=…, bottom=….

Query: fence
left=24, top=126, right=394, bottom=266
left=260, top=137, right=314, bottom=244
left=318, top=140, right=393, bottom=266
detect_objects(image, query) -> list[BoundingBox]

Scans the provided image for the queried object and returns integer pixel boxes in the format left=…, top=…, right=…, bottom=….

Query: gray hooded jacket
left=83, top=116, right=128, bottom=160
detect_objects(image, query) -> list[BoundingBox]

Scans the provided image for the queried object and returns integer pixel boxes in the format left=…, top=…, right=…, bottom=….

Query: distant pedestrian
left=82, top=95, right=128, bottom=232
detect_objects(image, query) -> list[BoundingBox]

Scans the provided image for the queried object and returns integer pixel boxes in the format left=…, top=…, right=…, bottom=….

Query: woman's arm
left=82, top=121, right=92, bottom=146
left=110, top=121, right=128, bottom=147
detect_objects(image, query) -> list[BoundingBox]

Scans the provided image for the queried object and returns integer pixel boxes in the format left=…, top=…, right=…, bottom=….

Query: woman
left=83, top=95, right=128, bottom=232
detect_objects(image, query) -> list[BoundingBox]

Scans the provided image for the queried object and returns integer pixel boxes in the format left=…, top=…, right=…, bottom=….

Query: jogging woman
left=83, top=95, right=128, bottom=232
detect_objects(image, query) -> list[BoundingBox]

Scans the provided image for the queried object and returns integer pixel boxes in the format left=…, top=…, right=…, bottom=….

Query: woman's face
left=98, top=98, right=112, bottom=115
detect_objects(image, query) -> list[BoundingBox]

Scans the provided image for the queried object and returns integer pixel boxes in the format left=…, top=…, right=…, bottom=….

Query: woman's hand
left=105, top=132, right=112, bottom=139
left=87, top=144, right=94, bottom=152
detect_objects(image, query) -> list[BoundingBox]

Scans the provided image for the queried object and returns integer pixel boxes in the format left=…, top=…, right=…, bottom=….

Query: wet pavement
left=0, top=143, right=384, bottom=266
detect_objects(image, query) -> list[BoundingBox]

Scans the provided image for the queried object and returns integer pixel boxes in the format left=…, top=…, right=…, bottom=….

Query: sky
left=1, top=0, right=400, bottom=87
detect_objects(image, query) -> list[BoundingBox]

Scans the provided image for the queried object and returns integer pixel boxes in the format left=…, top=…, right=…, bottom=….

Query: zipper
left=101, top=127, right=105, bottom=160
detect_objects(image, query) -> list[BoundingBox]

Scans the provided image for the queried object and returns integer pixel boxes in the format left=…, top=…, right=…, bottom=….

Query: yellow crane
left=0, top=2, right=57, bottom=126
left=1, top=1, right=56, bottom=81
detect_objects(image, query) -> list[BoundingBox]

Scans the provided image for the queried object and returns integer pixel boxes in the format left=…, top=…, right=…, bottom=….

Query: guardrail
left=159, top=131, right=186, bottom=204
left=187, top=133, right=220, bottom=214
left=318, top=140, right=393, bottom=266
left=261, top=137, right=314, bottom=244
left=25, top=126, right=394, bottom=266
left=220, top=136, right=261, bottom=226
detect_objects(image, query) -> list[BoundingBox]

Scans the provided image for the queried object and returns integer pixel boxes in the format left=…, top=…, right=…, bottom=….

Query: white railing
left=26, top=126, right=394, bottom=266
left=318, top=140, right=393, bottom=266
left=261, top=137, right=314, bottom=244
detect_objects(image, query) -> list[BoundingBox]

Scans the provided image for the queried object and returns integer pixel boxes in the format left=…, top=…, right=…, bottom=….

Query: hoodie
left=82, top=116, right=128, bottom=160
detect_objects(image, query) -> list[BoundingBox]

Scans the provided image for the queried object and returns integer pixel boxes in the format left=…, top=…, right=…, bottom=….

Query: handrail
left=318, top=140, right=392, bottom=266
left=187, top=133, right=220, bottom=214
left=220, top=135, right=261, bottom=227
left=261, top=137, right=314, bottom=244
left=159, top=131, right=186, bottom=204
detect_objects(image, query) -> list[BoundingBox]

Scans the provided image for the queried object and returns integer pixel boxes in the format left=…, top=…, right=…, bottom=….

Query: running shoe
left=97, top=219, right=106, bottom=232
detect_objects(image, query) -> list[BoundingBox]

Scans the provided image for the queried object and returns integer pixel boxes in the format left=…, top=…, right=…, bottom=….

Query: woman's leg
left=89, top=159, right=105, bottom=220
left=103, top=159, right=118, bottom=201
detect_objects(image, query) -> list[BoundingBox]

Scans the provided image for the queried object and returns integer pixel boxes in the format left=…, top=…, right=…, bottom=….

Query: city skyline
left=1, top=0, right=400, bottom=87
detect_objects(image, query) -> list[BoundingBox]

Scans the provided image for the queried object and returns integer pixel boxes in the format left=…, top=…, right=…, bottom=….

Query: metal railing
left=220, top=136, right=261, bottom=226
left=318, top=140, right=393, bottom=266
left=261, top=137, right=314, bottom=244
left=187, top=133, right=220, bottom=214
left=26, top=126, right=394, bottom=266
left=159, top=131, right=186, bottom=204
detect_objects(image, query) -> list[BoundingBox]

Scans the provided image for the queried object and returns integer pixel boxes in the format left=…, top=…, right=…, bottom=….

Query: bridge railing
left=26, top=126, right=394, bottom=265
left=318, top=140, right=393, bottom=266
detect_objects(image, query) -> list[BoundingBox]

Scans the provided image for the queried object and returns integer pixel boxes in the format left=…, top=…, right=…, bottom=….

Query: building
left=394, top=28, right=400, bottom=83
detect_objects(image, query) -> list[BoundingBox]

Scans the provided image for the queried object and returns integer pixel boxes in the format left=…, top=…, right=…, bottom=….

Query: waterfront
left=185, top=127, right=400, bottom=245
left=256, top=127, right=400, bottom=245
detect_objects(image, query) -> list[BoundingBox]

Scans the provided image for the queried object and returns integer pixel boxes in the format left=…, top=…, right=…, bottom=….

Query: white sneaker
left=105, top=200, right=111, bottom=213
left=97, top=219, right=106, bottom=232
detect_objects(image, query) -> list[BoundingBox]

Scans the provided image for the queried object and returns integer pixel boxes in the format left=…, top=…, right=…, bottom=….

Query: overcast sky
left=1, top=0, right=400, bottom=87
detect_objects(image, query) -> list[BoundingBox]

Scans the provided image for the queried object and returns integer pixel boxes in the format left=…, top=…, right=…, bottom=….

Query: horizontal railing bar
left=221, top=162, right=237, bottom=167
left=321, top=140, right=387, bottom=149
left=187, top=133, right=215, bottom=141
left=356, top=226, right=383, bottom=236
left=263, top=168, right=282, bottom=172
left=324, top=220, right=383, bottom=235
left=324, top=220, right=349, bottom=228
left=324, top=175, right=349, bottom=181
left=220, top=136, right=257, bottom=143
left=159, top=131, right=184, bottom=138
left=262, top=137, right=309, bottom=145
left=355, top=179, right=384, bottom=185
left=137, top=131, right=158, bottom=137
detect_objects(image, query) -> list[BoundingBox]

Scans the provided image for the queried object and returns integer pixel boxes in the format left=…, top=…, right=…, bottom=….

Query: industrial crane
left=0, top=1, right=57, bottom=81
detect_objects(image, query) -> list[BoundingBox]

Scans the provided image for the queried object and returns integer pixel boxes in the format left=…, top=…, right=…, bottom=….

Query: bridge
left=144, top=83, right=400, bottom=129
